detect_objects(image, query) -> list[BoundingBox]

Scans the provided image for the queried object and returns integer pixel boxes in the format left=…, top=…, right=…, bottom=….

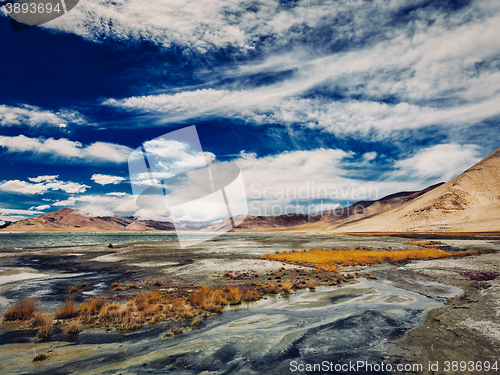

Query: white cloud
left=44, top=0, right=261, bottom=51
left=28, top=175, right=59, bottom=183
left=0, top=135, right=133, bottom=164
left=53, top=194, right=137, bottom=211
left=91, top=174, right=126, bottom=185
left=106, top=192, right=128, bottom=196
left=0, top=177, right=89, bottom=195
left=0, top=207, right=44, bottom=222
left=0, top=104, right=87, bottom=128
left=103, top=89, right=278, bottom=121
left=0, top=208, right=43, bottom=215
left=29, top=205, right=51, bottom=211
left=99, top=1, right=500, bottom=140
left=393, top=143, right=482, bottom=181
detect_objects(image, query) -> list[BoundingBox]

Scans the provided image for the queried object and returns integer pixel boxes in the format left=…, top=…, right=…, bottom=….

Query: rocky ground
left=0, top=234, right=499, bottom=374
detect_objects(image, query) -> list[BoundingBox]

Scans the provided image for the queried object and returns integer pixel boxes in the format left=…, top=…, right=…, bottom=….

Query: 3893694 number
left=4, top=1, right=62, bottom=14
left=444, top=361, right=498, bottom=372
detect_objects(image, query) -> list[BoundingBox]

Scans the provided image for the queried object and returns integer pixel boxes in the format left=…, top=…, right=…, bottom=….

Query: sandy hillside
left=1, top=208, right=175, bottom=232
left=203, top=183, right=443, bottom=233
left=327, top=147, right=500, bottom=232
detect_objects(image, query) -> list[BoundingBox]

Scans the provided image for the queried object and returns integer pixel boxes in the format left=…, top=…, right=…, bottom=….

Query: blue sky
left=0, top=0, right=499, bottom=223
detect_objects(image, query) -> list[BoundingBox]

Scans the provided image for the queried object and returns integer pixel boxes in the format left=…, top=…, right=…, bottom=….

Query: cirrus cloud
left=91, top=174, right=126, bottom=185
left=0, top=104, right=87, bottom=128
left=0, top=135, right=133, bottom=164
left=0, top=176, right=89, bottom=195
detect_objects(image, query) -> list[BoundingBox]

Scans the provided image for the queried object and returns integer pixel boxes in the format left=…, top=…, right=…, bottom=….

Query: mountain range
left=2, top=147, right=499, bottom=233
left=205, top=146, right=500, bottom=233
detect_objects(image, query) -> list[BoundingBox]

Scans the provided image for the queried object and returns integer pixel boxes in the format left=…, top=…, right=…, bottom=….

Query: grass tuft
left=32, top=352, right=47, bottom=362
left=127, top=282, right=139, bottom=290
left=111, top=282, right=125, bottom=291
left=26, top=312, right=47, bottom=328
left=152, top=279, right=163, bottom=286
left=281, top=281, right=292, bottom=294
left=3, top=298, right=37, bottom=322
left=65, top=319, right=80, bottom=334
left=36, top=319, right=52, bottom=339
left=68, top=286, right=81, bottom=294
left=55, top=299, right=79, bottom=320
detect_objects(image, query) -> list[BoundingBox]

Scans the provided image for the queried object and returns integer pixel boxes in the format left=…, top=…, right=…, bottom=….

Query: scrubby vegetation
left=55, top=299, right=79, bottom=319
left=3, top=245, right=485, bottom=340
left=260, top=248, right=486, bottom=269
left=403, top=241, right=443, bottom=248
left=32, top=352, right=47, bottom=362
left=65, top=319, right=80, bottom=334
left=3, top=298, right=37, bottom=322
left=36, top=319, right=52, bottom=339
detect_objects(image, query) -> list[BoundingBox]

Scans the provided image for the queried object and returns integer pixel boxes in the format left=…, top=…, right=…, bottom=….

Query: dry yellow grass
left=189, top=286, right=223, bottom=312
left=148, top=292, right=161, bottom=304
left=127, top=282, right=139, bottom=290
left=80, top=297, right=105, bottom=315
left=135, top=294, right=148, bottom=311
left=36, top=319, right=52, bottom=339
left=243, top=290, right=260, bottom=301
left=404, top=241, right=443, bottom=247
left=68, top=286, right=81, bottom=294
left=262, top=282, right=277, bottom=294
left=26, top=312, right=47, bottom=328
left=55, top=299, right=79, bottom=320
left=261, top=248, right=486, bottom=269
left=281, top=281, right=292, bottom=294
left=226, top=287, right=241, bottom=305
left=152, top=279, right=163, bottom=286
left=3, top=298, right=37, bottom=322
left=65, top=320, right=80, bottom=334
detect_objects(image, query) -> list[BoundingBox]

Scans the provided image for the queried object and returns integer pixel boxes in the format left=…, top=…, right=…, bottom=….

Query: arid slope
left=203, top=183, right=444, bottom=232
left=328, top=147, right=500, bottom=232
left=0, top=208, right=175, bottom=232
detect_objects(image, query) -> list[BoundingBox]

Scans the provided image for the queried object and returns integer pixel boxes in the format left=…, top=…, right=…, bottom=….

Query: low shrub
left=3, top=298, right=37, bottom=322
left=36, top=320, right=52, bottom=339
left=65, top=320, right=80, bottom=334
left=55, top=300, right=79, bottom=319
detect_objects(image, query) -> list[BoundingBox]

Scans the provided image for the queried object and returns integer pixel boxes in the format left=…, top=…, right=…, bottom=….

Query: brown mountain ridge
left=1, top=208, right=175, bottom=232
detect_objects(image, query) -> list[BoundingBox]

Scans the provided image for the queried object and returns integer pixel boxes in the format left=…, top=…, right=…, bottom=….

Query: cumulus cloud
left=0, top=207, right=44, bottom=222
left=0, top=104, right=87, bottom=128
left=225, top=149, right=418, bottom=216
left=28, top=175, right=59, bottom=183
left=91, top=174, right=126, bottom=185
left=393, top=143, right=482, bottom=181
left=53, top=194, right=139, bottom=216
left=0, top=176, right=89, bottom=195
left=0, top=135, right=133, bottom=164
left=0, top=208, right=44, bottom=215
left=29, top=204, right=51, bottom=211
left=106, top=192, right=128, bottom=196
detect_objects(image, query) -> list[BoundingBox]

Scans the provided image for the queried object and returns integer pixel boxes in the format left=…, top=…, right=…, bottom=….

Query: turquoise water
left=0, top=232, right=178, bottom=249
left=0, top=232, right=305, bottom=250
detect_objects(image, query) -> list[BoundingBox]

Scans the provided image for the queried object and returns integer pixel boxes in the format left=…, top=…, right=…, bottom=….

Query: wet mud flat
left=0, top=234, right=499, bottom=374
